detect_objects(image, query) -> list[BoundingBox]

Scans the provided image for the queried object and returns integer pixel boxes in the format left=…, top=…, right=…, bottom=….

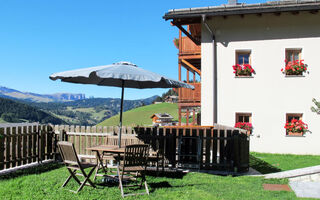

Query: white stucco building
left=164, top=0, right=320, bottom=154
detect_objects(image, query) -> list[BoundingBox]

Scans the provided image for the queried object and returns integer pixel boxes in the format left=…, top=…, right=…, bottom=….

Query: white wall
left=201, top=12, right=320, bottom=154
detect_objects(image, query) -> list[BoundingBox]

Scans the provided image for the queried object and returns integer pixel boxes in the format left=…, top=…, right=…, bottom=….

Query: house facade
left=164, top=1, right=320, bottom=154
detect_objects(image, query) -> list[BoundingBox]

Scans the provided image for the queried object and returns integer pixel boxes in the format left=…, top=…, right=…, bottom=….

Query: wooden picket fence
left=0, top=124, right=57, bottom=171
left=55, top=124, right=250, bottom=172
left=0, top=123, right=249, bottom=172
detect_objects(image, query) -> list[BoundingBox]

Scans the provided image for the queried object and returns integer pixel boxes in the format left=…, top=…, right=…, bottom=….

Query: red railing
left=179, top=83, right=201, bottom=103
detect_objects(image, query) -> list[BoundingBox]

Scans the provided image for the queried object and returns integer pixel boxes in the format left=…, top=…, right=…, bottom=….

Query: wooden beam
left=179, top=55, right=201, bottom=60
left=178, top=107, right=181, bottom=126
left=193, top=72, right=196, bottom=83
left=181, top=59, right=201, bottom=76
left=192, top=109, right=196, bottom=125
left=178, top=62, right=182, bottom=81
left=187, top=69, right=189, bottom=83
left=186, top=109, right=189, bottom=126
left=172, top=22, right=201, bottom=46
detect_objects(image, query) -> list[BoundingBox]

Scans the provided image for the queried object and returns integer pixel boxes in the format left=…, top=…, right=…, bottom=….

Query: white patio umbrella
left=50, top=61, right=194, bottom=147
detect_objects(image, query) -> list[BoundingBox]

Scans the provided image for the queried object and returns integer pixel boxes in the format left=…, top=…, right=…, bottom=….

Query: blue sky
left=0, top=0, right=261, bottom=100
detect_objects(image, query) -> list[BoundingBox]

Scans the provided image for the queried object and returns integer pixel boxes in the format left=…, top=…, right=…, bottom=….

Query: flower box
left=281, top=60, right=308, bottom=76
left=233, top=64, right=255, bottom=77
left=284, top=119, right=308, bottom=136
left=287, top=132, right=304, bottom=136
left=235, top=122, right=253, bottom=135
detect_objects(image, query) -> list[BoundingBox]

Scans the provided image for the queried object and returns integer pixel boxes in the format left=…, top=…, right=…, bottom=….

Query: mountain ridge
left=0, top=86, right=85, bottom=102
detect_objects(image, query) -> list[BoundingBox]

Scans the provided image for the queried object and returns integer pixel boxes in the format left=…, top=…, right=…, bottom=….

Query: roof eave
left=163, top=3, right=320, bottom=21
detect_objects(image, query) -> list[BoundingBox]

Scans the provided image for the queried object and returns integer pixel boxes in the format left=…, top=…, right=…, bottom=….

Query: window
left=235, top=113, right=253, bottom=134
left=283, top=49, right=307, bottom=76
left=286, top=113, right=302, bottom=122
left=236, top=113, right=252, bottom=123
left=285, top=113, right=306, bottom=136
left=286, top=49, right=301, bottom=64
left=236, top=51, right=251, bottom=65
left=234, top=50, right=254, bottom=77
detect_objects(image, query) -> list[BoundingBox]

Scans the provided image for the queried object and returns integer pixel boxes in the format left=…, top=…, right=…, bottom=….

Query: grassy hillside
left=98, top=103, right=178, bottom=126
left=0, top=97, right=65, bottom=124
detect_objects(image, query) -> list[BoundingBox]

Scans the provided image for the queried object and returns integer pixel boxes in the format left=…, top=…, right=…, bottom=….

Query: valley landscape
left=0, top=86, right=160, bottom=126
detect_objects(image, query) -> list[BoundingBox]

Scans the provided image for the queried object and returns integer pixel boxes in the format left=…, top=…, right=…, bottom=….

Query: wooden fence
left=0, top=124, right=249, bottom=172
left=55, top=124, right=250, bottom=172
left=0, top=124, right=57, bottom=171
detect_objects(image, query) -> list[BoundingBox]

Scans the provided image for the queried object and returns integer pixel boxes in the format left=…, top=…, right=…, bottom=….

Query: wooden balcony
left=179, top=36, right=201, bottom=56
left=178, top=83, right=201, bottom=107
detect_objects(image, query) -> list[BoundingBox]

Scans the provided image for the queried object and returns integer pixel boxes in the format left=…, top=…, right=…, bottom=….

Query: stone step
left=264, top=165, right=320, bottom=179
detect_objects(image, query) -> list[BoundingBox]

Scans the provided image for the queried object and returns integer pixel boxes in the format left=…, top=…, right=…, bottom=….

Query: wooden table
left=87, top=145, right=125, bottom=180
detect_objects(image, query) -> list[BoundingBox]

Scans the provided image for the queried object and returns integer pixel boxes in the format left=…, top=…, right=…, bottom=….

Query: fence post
left=0, top=128, right=4, bottom=170
left=59, top=129, right=67, bottom=142
left=232, top=131, right=240, bottom=172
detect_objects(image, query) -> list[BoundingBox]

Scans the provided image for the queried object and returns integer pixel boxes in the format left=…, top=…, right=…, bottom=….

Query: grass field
left=98, top=103, right=178, bottom=127
left=0, top=163, right=297, bottom=200
left=1, top=153, right=319, bottom=199
left=250, top=152, right=320, bottom=174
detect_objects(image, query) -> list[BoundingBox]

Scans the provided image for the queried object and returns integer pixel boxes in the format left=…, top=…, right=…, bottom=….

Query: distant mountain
left=0, top=85, right=160, bottom=126
left=0, top=97, right=65, bottom=124
left=25, top=95, right=160, bottom=126
left=0, top=86, right=85, bottom=102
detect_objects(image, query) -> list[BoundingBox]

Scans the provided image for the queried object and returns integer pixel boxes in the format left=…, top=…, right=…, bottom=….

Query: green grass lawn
left=98, top=103, right=179, bottom=127
left=0, top=163, right=298, bottom=200
left=250, top=152, right=320, bottom=174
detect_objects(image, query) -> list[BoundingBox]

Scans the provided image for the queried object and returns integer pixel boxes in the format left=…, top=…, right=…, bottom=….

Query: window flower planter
left=281, top=60, right=308, bottom=76
left=233, top=64, right=255, bottom=77
left=287, top=132, right=304, bottom=136
left=284, top=119, right=308, bottom=136
left=234, top=122, right=253, bottom=135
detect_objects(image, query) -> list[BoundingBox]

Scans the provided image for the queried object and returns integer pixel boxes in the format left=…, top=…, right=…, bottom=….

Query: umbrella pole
left=118, top=80, right=125, bottom=148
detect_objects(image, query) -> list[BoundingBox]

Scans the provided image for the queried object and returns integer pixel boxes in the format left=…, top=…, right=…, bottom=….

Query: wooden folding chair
left=94, top=135, right=143, bottom=179
left=117, top=144, right=150, bottom=198
left=58, top=141, right=97, bottom=193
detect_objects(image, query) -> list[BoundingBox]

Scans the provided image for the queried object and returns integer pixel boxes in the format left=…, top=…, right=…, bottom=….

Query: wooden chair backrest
left=122, top=144, right=149, bottom=168
left=58, top=141, right=80, bottom=165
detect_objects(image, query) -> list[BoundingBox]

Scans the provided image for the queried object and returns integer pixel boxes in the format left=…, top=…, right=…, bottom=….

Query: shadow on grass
left=148, top=181, right=204, bottom=193
left=0, top=162, right=63, bottom=180
left=250, top=155, right=281, bottom=174
left=145, top=170, right=186, bottom=179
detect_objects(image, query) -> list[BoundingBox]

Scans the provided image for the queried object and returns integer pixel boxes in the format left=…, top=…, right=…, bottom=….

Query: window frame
left=285, top=48, right=304, bottom=76
left=235, top=50, right=251, bottom=66
left=234, top=50, right=253, bottom=77
left=285, top=113, right=304, bottom=136
left=286, top=113, right=303, bottom=123
left=235, top=112, right=252, bottom=124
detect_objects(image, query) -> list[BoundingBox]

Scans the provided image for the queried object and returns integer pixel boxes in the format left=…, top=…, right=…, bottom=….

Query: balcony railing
left=179, top=36, right=201, bottom=56
left=179, top=83, right=201, bottom=103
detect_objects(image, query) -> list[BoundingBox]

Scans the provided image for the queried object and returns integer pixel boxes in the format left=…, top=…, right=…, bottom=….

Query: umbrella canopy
left=50, top=61, right=194, bottom=89
left=50, top=61, right=194, bottom=147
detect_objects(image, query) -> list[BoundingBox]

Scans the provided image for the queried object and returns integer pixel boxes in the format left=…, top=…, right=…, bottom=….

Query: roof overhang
left=163, top=1, right=320, bottom=25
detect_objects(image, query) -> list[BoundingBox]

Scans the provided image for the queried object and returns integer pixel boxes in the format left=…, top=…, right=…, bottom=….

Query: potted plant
left=232, top=64, right=255, bottom=77
left=173, top=38, right=179, bottom=49
left=284, top=119, right=308, bottom=136
left=234, top=122, right=253, bottom=135
left=281, top=60, right=308, bottom=76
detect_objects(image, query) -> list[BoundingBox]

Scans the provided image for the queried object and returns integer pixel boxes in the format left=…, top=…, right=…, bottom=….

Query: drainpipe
left=202, top=15, right=217, bottom=124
